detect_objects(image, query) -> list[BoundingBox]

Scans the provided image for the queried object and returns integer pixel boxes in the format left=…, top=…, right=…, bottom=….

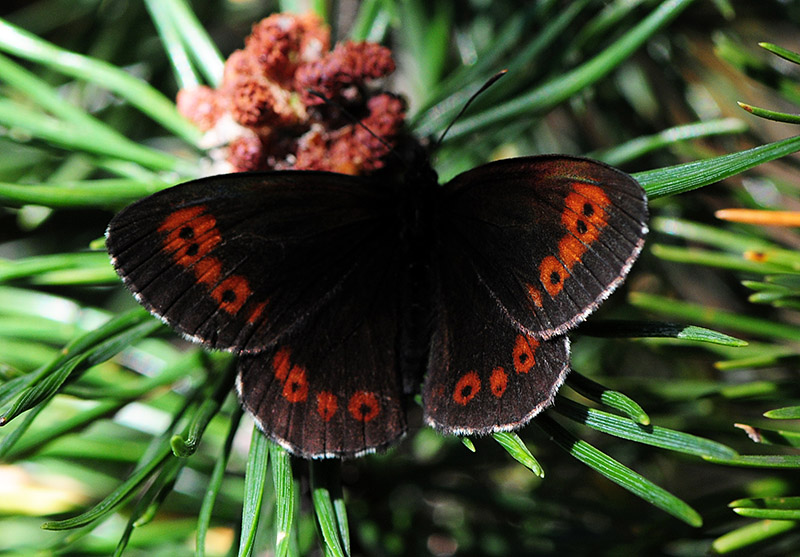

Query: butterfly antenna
left=434, top=70, right=508, bottom=149
left=306, top=90, right=407, bottom=167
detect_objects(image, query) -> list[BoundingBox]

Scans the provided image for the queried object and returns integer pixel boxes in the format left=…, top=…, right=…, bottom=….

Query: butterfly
left=105, top=154, right=648, bottom=458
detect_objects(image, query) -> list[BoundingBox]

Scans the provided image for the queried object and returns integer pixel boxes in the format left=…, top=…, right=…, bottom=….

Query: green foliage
left=2, top=1, right=800, bottom=555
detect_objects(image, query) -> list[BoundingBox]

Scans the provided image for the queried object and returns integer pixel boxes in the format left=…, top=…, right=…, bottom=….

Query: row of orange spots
left=527, top=183, right=611, bottom=306
left=271, top=348, right=381, bottom=423
left=452, top=334, right=538, bottom=406
left=159, top=206, right=265, bottom=322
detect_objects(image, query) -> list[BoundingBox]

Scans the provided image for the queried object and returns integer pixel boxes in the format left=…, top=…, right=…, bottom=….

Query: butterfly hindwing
left=440, top=155, right=648, bottom=339
left=106, top=171, right=392, bottom=352
left=236, top=230, right=409, bottom=457
left=423, top=246, right=570, bottom=434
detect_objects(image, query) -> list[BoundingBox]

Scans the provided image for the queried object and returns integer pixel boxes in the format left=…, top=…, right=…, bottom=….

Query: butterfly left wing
left=423, top=243, right=570, bottom=434
left=107, top=171, right=411, bottom=458
left=106, top=171, right=392, bottom=352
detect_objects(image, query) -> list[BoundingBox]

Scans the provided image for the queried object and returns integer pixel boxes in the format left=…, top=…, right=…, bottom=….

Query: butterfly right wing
left=439, top=155, right=648, bottom=339
left=423, top=155, right=645, bottom=434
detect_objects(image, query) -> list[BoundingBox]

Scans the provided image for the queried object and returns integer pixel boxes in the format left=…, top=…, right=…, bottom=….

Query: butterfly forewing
left=440, top=155, right=648, bottom=339
left=106, top=172, right=391, bottom=352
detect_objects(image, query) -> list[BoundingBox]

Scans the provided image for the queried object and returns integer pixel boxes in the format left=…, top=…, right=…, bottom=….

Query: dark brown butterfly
left=106, top=155, right=647, bottom=458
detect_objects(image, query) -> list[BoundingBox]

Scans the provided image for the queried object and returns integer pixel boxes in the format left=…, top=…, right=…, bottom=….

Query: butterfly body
left=106, top=155, right=647, bottom=458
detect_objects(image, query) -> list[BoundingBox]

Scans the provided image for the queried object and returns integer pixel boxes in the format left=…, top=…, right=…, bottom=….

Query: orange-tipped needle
left=715, top=208, right=800, bottom=227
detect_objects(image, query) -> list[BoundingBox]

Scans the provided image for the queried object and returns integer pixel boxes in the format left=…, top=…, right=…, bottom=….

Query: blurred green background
left=2, top=1, right=800, bottom=555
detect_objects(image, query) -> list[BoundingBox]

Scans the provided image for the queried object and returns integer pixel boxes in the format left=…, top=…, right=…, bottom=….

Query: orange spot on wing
left=173, top=230, right=221, bottom=267
left=513, top=334, right=538, bottom=374
left=348, top=391, right=380, bottom=422
left=272, top=348, right=292, bottom=382
left=282, top=365, right=308, bottom=403
left=316, top=391, right=338, bottom=421
left=562, top=183, right=611, bottom=244
left=211, top=275, right=251, bottom=314
left=562, top=193, right=601, bottom=243
left=489, top=367, right=508, bottom=398
left=526, top=283, right=543, bottom=307
left=271, top=347, right=309, bottom=403
left=161, top=207, right=221, bottom=267
left=558, top=235, right=588, bottom=270
left=574, top=183, right=611, bottom=209
left=539, top=256, right=568, bottom=297
left=453, top=372, right=481, bottom=405
left=247, top=301, right=268, bottom=324
left=158, top=206, right=206, bottom=233
left=193, top=256, right=222, bottom=285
